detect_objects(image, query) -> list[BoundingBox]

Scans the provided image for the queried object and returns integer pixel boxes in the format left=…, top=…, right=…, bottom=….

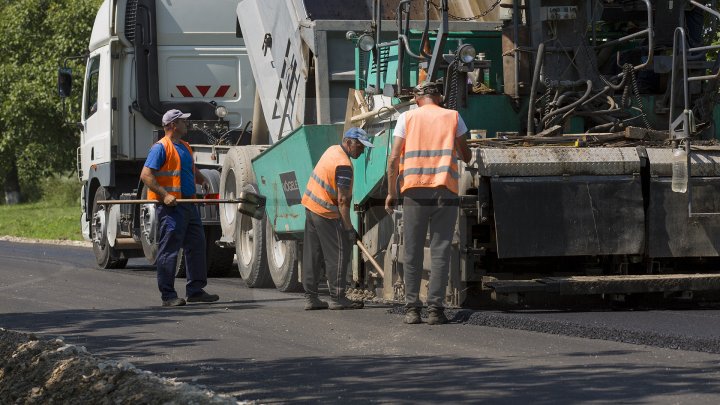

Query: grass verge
left=0, top=201, right=82, bottom=241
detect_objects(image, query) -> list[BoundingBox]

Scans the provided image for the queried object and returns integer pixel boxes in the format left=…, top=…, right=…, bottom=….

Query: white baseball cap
left=162, top=109, right=191, bottom=126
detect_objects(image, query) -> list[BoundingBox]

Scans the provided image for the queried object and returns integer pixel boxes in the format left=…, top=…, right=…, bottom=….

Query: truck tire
left=91, top=186, right=127, bottom=269
left=205, top=225, right=235, bottom=277
left=176, top=169, right=233, bottom=278
left=235, top=183, right=273, bottom=288
left=266, top=220, right=303, bottom=292
left=139, top=187, right=158, bottom=265
left=174, top=227, right=235, bottom=278
left=219, top=146, right=264, bottom=239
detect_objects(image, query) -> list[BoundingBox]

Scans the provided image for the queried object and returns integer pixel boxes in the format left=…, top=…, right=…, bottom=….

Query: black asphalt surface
left=2, top=240, right=720, bottom=403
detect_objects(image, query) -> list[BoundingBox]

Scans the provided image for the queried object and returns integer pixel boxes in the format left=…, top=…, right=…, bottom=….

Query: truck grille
left=124, top=0, right=139, bottom=43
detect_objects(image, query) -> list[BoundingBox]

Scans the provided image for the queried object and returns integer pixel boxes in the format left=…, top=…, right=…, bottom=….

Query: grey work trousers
left=302, top=209, right=351, bottom=299
left=402, top=187, right=458, bottom=309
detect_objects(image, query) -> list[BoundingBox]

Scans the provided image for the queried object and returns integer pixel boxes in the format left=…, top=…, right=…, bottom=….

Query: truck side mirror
left=58, top=68, right=72, bottom=98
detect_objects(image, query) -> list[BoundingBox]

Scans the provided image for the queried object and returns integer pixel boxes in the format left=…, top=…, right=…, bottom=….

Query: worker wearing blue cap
left=300, top=127, right=373, bottom=310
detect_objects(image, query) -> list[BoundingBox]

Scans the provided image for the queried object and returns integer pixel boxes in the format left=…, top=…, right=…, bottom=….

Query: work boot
left=403, top=307, right=421, bottom=324
left=162, top=297, right=186, bottom=307
left=305, top=295, right=329, bottom=310
left=328, top=296, right=364, bottom=310
left=186, top=291, right=220, bottom=303
left=427, top=307, right=448, bottom=325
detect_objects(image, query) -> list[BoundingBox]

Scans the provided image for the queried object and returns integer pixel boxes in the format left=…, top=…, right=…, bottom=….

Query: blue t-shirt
left=144, top=141, right=196, bottom=196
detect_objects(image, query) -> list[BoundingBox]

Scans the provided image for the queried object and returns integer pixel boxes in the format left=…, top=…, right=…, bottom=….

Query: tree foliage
left=0, top=0, right=101, bottom=200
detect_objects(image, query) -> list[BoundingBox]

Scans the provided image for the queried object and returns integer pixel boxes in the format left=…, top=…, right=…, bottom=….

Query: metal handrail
left=669, top=27, right=690, bottom=141
left=596, top=0, right=654, bottom=73
left=687, top=0, right=720, bottom=82
left=669, top=22, right=720, bottom=217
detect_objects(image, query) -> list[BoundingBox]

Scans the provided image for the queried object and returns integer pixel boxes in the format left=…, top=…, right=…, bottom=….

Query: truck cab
left=73, top=0, right=255, bottom=269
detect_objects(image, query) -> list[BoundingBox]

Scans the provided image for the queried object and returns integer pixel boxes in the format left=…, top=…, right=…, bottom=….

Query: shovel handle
left=355, top=240, right=385, bottom=279
left=97, top=199, right=246, bottom=205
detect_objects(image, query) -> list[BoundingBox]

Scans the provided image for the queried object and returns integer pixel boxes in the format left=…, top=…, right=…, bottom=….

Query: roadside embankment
left=0, top=328, right=243, bottom=404
left=0, top=235, right=91, bottom=248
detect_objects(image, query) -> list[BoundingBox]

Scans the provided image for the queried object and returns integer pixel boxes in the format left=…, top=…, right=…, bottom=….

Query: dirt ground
left=0, top=328, right=244, bottom=404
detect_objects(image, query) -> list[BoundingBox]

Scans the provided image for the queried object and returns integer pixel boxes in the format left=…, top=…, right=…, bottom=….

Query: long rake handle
left=96, top=199, right=245, bottom=204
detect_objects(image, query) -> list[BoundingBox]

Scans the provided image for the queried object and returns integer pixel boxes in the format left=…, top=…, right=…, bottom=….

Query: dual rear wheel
left=234, top=210, right=301, bottom=292
left=221, top=146, right=301, bottom=292
left=91, top=186, right=128, bottom=269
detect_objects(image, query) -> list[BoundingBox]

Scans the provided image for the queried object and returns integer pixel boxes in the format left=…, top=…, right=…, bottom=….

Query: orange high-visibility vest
left=147, top=136, right=195, bottom=201
left=399, top=104, right=460, bottom=194
left=302, top=145, right=352, bottom=219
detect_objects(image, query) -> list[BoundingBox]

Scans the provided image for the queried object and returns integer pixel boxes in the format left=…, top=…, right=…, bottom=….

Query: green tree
left=0, top=0, right=101, bottom=204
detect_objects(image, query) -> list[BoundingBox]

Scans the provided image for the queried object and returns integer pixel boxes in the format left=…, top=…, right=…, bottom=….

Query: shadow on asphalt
left=152, top=354, right=720, bottom=404
left=0, top=306, right=259, bottom=358
left=3, top=305, right=720, bottom=403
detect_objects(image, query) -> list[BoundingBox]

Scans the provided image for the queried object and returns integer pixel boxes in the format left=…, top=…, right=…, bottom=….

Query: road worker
left=301, top=127, right=373, bottom=310
left=140, top=109, right=220, bottom=307
left=385, top=82, right=472, bottom=325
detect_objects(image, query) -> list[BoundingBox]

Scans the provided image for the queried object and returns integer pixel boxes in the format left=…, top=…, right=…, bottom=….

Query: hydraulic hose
left=542, top=80, right=593, bottom=125
left=527, top=43, right=546, bottom=135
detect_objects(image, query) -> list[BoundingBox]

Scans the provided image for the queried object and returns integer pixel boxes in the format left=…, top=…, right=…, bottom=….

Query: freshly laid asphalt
left=2, top=240, right=720, bottom=403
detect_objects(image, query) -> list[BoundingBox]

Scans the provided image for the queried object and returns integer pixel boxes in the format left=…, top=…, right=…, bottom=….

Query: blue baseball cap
left=343, top=127, right=374, bottom=148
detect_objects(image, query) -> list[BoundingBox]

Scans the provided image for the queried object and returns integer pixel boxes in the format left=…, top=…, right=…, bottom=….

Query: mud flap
left=491, top=175, right=645, bottom=258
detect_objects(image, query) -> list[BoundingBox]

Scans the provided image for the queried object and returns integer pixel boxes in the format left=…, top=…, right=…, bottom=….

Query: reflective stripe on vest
left=147, top=136, right=195, bottom=201
left=310, top=172, right=338, bottom=198
left=304, top=189, right=339, bottom=212
left=400, top=104, right=459, bottom=194
left=301, top=145, right=352, bottom=219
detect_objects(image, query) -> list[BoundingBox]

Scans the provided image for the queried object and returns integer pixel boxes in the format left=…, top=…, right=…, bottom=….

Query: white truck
left=61, top=0, right=370, bottom=291
left=61, top=0, right=258, bottom=274
left=61, top=0, right=517, bottom=306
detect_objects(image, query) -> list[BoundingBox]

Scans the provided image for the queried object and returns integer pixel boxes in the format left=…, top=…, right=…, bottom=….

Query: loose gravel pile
left=388, top=307, right=720, bottom=354
left=0, top=328, right=243, bottom=404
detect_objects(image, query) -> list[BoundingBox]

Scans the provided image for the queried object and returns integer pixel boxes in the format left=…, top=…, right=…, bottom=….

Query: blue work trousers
left=156, top=204, right=207, bottom=300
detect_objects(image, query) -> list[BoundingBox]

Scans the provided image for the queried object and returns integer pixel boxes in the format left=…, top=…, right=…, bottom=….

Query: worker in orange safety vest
left=301, top=127, right=373, bottom=310
left=385, top=81, right=472, bottom=325
left=141, top=109, right=219, bottom=307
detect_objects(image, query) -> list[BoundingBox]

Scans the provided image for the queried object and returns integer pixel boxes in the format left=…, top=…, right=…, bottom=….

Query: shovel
left=355, top=239, right=385, bottom=279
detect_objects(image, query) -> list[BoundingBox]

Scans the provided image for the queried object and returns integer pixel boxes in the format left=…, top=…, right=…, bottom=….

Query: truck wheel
left=139, top=187, right=158, bottom=265
left=236, top=183, right=273, bottom=287
left=219, top=146, right=264, bottom=239
left=174, top=228, right=235, bottom=278
left=91, top=186, right=127, bottom=269
left=266, top=220, right=302, bottom=292
left=205, top=225, right=235, bottom=277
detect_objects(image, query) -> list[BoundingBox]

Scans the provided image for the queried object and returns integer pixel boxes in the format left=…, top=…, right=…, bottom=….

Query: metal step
left=486, top=274, right=720, bottom=297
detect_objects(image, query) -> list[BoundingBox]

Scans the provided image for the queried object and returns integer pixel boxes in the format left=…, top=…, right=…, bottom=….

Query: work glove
left=346, top=228, right=360, bottom=244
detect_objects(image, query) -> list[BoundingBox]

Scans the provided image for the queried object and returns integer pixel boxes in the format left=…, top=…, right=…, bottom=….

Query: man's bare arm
left=385, top=136, right=405, bottom=214
left=337, top=187, right=354, bottom=231
left=456, top=135, right=472, bottom=164
left=140, top=166, right=176, bottom=205
left=387, top=136, right=405, bottom=198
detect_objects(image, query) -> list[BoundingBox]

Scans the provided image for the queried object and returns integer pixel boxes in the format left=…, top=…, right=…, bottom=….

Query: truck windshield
left=84, top=56, right=100, bottom=119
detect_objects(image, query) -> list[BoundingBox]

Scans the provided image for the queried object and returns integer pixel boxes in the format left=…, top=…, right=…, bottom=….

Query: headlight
left=215, top=105, right=228, bottom=119
left=458, top=44, right=476, bottom=64
left=358, top=34, right=375, bottom=52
